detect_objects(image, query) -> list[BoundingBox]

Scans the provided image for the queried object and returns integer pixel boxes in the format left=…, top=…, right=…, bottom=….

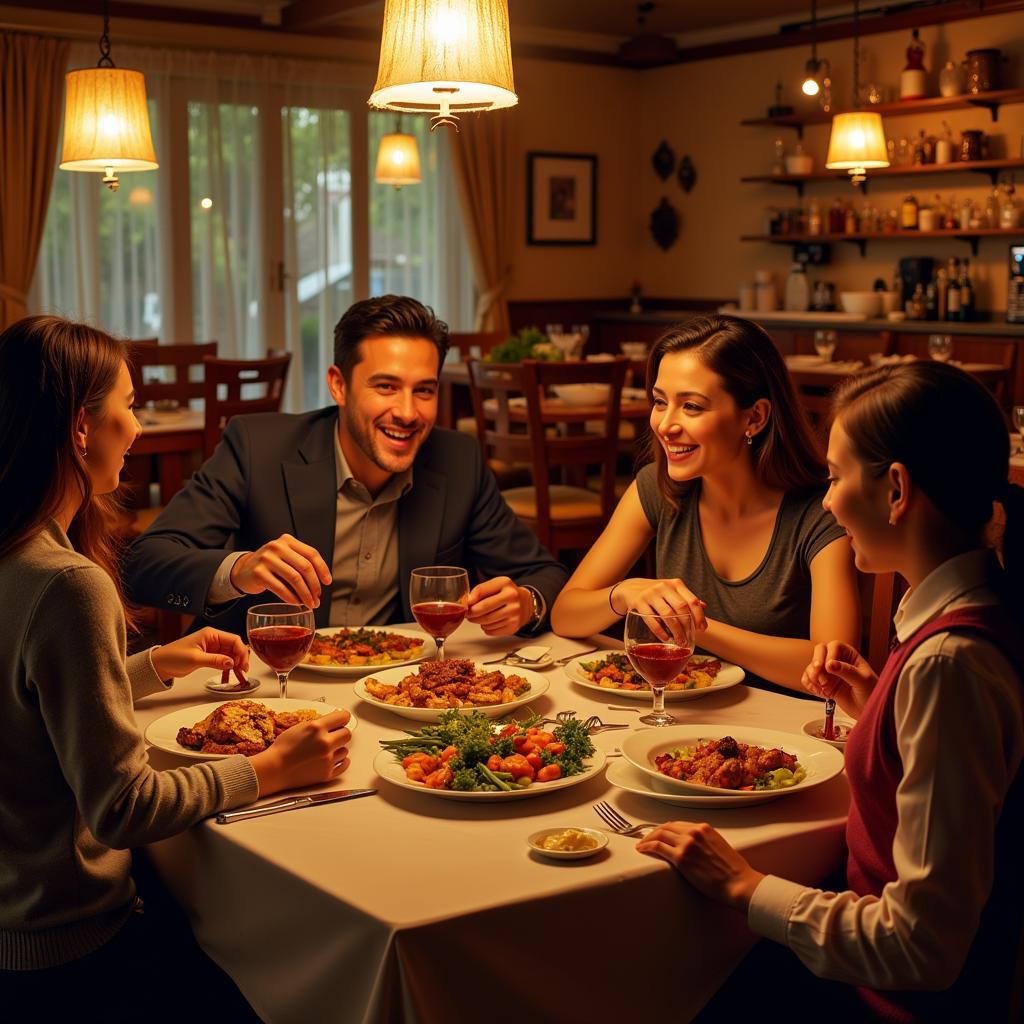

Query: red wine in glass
left=410, top=567, right=470, bottom=660
left=624, top=609, right=696, bottom=727
left=247, top=603, right=315, bottom=698
left=249, top=626, right=314, bottom=673
left=628, top=642, right=694, bottom=686
left=411, top=602, right=467, bottom=639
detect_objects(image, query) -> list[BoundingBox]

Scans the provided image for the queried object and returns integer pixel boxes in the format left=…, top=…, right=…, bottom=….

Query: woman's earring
left=888, top=513, right=896, bottom=526
left=79, top=446, right=88, bottom=457
left=744, top=431, right=753, bottom=446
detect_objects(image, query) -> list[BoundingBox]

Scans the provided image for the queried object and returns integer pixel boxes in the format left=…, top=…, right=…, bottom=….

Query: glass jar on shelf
left=918, top=202, right=937, bottom=232
left=959, top=197, right=973, bottom=231
left=900, top=194, right=919, bottom=230
left=939, top=60, right=965, bottom=98
left=985, top=189, right=1000, bottom=228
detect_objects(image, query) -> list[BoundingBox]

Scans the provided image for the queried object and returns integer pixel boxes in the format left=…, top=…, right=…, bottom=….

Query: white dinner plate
left=605, top=758, right=779, bottom=808
left=355, top=663, right=549, bottom=721
left=373, top=747, right=605, bottom=801
left=144, top=697, right=354, bottom=761
left=801, top=715, right=856, bottom=751
left=565, top=651, right=744, bottom=701
left=299, top=626, right=434, bottom=677
left=620, top=724, right=844, bottom=801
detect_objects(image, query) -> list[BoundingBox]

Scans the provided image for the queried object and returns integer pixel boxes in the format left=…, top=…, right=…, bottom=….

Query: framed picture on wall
left=526, top=151, right=597, bottom=246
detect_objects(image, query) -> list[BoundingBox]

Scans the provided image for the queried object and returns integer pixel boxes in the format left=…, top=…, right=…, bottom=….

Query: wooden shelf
left=740, top=88, right=1024, bottom=136
left=739, top=228, right=1024, bottom=257
left=741, top=159, right=1024, bottom=195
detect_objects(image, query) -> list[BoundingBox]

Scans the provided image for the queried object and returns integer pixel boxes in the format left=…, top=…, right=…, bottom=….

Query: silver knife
left=215, top=788, right=376, bottom=825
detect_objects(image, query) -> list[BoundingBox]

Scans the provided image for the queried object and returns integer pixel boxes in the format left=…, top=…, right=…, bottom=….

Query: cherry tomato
left=487, top=754, right=503, bottom=772
left=526, top=752, right=544, bottom=772
left=545, top=742, right=566, bottom=755
left=536, top=764, right=562, bottom=783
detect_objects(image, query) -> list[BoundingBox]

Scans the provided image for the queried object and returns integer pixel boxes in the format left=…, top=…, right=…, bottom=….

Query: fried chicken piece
left=200, top=739, right=266, bottom=756
left=364, top=679, right=398, bottom=700
left=272, top=709, right=319, bottom=735
left=176, top=727, right=205, bottom=750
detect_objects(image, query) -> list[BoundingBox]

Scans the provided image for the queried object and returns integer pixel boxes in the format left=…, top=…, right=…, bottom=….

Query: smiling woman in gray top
left=551, top=315, right=860, bottom=694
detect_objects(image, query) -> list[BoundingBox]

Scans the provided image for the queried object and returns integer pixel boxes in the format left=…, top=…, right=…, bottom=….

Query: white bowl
left=552, top=384, right=610, bottom=406
left=839, top=291, right=883, bottom=317
left=528, top=827, right=608, bottom=860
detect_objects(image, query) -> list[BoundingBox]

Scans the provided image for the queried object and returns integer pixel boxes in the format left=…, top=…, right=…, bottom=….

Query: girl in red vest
left=636, top=360, right=1023, bottom=1022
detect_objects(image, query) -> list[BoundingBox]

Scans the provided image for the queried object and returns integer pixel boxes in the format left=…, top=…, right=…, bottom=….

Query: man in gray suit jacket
left=125, top=296, right=567, bottom=638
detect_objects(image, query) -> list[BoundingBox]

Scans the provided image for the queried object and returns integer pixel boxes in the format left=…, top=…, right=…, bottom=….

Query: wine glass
left=410, top=566, right=470, bottom=661
left=813, top=329, right=837, bottom=362
left=1012, top=406, right=1024, bottom=454
left=927, top=334, right=953, bottom=362
left=247, top=603, right=315, bottom=699
left=624, top=609, right=696, bottom=727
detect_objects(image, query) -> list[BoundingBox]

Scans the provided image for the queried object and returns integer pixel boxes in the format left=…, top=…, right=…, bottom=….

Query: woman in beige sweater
left=0, top=316, right=352, bottom=1017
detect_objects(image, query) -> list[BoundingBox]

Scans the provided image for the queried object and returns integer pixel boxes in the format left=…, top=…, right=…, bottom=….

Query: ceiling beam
left=281, top=0, right=379, bottom=32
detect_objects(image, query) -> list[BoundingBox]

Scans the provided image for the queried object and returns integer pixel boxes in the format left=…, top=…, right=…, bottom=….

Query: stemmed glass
left=247, top=603, right=315, bottom=699
left=1012, top=406, right=1024, bottom=454
left=927, top=334, right=953, bottom=362
left=410, top=567, right=469, bottom=661
left=624, top=609, right=696, bottom=727
left=813, top=329, right=837, bottom=362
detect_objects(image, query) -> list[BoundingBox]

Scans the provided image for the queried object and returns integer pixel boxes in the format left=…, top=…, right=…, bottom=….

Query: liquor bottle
left=925, top=280, right=938, bottom=320
left=935, top=266, right=948, bottom=320
left=946, top=264, right=961, bottom=322
left=959, top=259, right=974, bottom=322
left=910, top=283, right=926, bottom=320
left=900, top=194, right=919, bottom=230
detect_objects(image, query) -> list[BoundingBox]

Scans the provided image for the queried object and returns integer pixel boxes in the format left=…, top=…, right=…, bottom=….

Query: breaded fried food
left=175, top=700, right=320, bottom=755
left=363, top=663, right=530, bottom=709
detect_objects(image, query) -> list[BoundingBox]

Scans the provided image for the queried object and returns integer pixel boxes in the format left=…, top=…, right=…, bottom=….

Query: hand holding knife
left=216, top=788, right=376, bottom=824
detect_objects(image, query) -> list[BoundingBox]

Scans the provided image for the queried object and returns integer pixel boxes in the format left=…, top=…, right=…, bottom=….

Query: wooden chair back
left=861, top=570, right=908, bottom=673
left=468, top=358, right=628, bottom=549
left=128, top=341, right=218, bottom=408
left=202, top=354, right=291, bottom=457
left=448, top=332, right=506, bottom=360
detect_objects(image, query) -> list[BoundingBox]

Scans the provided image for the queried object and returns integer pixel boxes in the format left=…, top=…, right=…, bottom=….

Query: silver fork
left=593, top=801, right=659, bottom=837
left=552, top=647, right=599, bottom=667
left=581, top=715, right=629, bottom=734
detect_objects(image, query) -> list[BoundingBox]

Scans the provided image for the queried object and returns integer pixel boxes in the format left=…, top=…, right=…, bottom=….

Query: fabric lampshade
left=60, top=67, right=158, bottom=173
left=375, top=131, right=422, bottom=186
left=369, top=0, right=517, bottom=120
left=825, top=110, right=888, bottom=170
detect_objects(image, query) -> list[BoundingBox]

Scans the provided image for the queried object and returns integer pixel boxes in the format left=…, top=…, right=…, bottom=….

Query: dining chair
left=861, top=570, right=908, bottom=674
left=468, top=357, right=628, bottom=557
left=447, top=331, right=506, bottom=360
left=127, top=341, right=218, bottom=408
left=201, top=354, right=292, bottom=458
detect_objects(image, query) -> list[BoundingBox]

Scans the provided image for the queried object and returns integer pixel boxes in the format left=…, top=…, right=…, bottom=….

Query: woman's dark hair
left=333, top=295, right=449, bottom=382
left=643, top=314, right=827, bottom=505
left=832, top=360, right=1020, bottom=604
left=0, top=315, right=135, bottom=624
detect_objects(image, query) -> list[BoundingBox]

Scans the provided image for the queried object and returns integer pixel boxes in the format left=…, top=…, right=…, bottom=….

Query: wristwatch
left=524, top=586, right=545, bottom=630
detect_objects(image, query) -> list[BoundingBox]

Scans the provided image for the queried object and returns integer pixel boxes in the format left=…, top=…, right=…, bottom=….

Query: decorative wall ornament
left=651, top=140, right=675, bottom=180
left=649, top=197, right=679, bottom=250
left=677, top=154, right=696, bottom=192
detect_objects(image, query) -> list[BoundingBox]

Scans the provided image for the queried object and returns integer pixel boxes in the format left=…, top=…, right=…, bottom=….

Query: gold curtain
left=448, top=112, right=513, bottom=335
left=0, top=33, right=70, bottom=329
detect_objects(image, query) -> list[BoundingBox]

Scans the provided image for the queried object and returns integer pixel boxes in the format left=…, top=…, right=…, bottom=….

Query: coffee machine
left=1008, top=244, right=1024, bottom=323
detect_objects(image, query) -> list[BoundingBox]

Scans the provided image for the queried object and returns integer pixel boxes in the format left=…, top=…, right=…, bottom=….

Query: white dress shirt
left=747, top=550, right=1023, bottom=990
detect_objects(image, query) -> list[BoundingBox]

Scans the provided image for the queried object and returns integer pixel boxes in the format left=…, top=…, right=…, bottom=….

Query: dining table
left=137, top=624, right=849, bottom=1024
left=131, top=408, right=205, bottom=504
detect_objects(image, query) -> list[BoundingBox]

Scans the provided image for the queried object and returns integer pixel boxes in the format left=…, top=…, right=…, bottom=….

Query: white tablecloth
left=137, top=626, right=848, bottom=1024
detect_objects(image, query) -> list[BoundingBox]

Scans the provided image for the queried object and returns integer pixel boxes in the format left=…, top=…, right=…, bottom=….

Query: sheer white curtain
left=369, top=112, right=474, bottom=332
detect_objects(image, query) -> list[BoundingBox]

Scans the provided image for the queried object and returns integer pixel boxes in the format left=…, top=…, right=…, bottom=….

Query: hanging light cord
left=98, top=0, right=115, bottom=68
left=852, top=0, right=860, bottom=108
left=810, top=0, right=817, bottom=64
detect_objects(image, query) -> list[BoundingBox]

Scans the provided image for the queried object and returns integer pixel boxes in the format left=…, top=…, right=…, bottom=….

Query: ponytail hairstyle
left=642, top=314, right=827, bottom=506
left=832, top=360, right=1020, bottom=615
left=0, top=315, right=135, bottom=625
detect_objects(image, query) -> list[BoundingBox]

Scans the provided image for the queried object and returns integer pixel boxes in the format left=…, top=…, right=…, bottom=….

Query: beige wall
left=504, top=58, right=644, bottom=301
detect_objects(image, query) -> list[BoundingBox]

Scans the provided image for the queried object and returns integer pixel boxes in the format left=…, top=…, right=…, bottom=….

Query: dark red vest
left=844, top=605, right=1024, bottom=1023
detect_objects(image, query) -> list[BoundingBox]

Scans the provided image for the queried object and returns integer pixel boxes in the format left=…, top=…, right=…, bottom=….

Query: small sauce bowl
left=527, top=827, right=608, bottom=860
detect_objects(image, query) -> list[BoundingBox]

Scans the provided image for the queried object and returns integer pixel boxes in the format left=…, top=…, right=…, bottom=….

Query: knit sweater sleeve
left=24, top=564, right=258, bottom=849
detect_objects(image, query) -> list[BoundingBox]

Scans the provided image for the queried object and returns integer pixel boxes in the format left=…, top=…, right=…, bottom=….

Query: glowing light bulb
left=850, top=129, right=866, bottom=149
left=430, top=9, right=466, bottom=44
left=200, top=196, right=213, bottom=210
left=391, top=150, right=405, bottom=166
left=101, top=112, right=121, bottom=135
left=802, top=77, right=820, bottom=96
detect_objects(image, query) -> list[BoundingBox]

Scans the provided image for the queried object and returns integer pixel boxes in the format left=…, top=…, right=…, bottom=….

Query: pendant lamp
left=800, top=0, right=830, bottom=108
left=375, top=119, right=422, bottom=189
left=825, top=0, right=888, bottom=185
left=369, top=0, right=517, bottom=131
left=60, top=1, right=157, bottom=191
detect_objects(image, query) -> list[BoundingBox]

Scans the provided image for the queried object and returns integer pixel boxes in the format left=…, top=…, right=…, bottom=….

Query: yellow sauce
left=539, top=829, right=598, bottom=852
